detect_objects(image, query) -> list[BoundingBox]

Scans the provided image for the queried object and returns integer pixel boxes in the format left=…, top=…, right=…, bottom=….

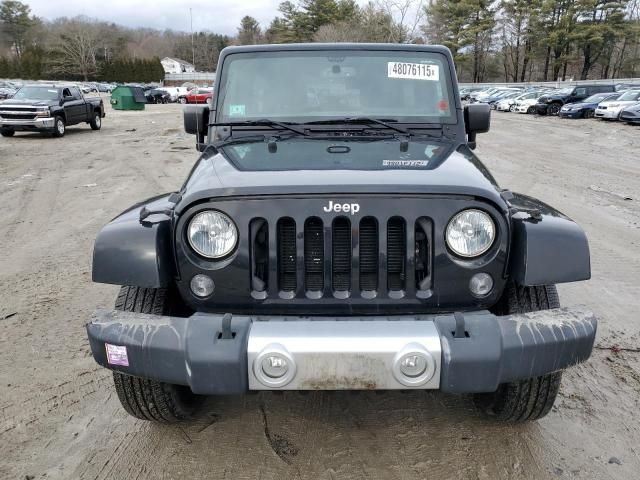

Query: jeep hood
left=177, top=141, right=507, bottom=212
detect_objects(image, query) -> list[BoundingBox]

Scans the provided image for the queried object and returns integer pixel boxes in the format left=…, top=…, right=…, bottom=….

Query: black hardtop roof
left=220, top=43, right=452, bottom=56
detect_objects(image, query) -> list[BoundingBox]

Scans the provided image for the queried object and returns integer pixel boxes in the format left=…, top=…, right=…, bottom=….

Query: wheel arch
left=507, top=193, right=590, bottom=286
left=92, top=194, right=177, bottom=288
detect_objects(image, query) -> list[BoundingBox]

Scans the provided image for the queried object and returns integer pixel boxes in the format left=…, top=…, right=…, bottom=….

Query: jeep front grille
left=250, top=216, right=433, bottom=299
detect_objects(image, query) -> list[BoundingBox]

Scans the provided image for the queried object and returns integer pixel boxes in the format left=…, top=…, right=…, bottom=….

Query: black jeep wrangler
left=87, top=44, right=596, bottom=424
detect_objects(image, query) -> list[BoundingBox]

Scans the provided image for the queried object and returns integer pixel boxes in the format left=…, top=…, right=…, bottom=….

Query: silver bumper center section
left=247, top=320, right=441, bottom=390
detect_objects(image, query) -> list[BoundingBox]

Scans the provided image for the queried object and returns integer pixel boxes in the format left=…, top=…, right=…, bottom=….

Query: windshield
left=584, top=93, right=616, bottom=103
left=617, top=90, right=640, bottom=101
left=217, top=50, right=455, bottom=123
left=12, top=87, right=59, bottom=101
left=555, top=88, right=574, bottom=95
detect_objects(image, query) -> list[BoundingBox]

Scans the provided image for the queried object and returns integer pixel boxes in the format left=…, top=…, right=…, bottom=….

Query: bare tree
left=376, top=0, right=425, bottom=42
left=48, top=18, right=99, bottom=80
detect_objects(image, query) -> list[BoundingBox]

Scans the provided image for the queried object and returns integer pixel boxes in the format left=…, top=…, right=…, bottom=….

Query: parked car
left=181, top=88, right=213, bottom=104
left=0, top=84, right=105, bottom=137
left=594, top=89, right=640, bottom=120
left=97, top=83, right=114, bottom=93
left=559, top=92, right=621, bottom=119
left=459, top=86, right=484, bottom=101
left=513, top=97, right=540, bottom=114
left=535, top=84, right=616, bottom=115
left=144, top=88, right=172, bottom=104
left=473, top=87, right=520, bottom=103
left=469, top=87, right=499, bottom=102
left=159, top=87, right=189, bottom=102
left=496, top=91, right=543, bottom=112
left=486, top=90, right=522, bottom=109
left=80, top=83, right=99, bottom=94
left=619, top=102, right=640, bottom=124
left=0, top=87, right=16, bottom=100
left=87, top=43, right=596, bottom=425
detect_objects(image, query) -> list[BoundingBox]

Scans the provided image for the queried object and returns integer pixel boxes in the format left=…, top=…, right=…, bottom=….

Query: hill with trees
left=1, top=0, right=638, bottom=83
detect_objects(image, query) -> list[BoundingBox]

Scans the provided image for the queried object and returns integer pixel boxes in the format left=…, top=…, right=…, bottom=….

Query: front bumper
left=620, top=112, right=640, bottom=123
left=535, top=103, right=551, bottom=114
left=595, top=108, right=620, bottom=119
left=87, top=308, right=596, bottom=394
left=559, top=110, right=582, bottom=118
left=0, top=116, right=55, bottom=130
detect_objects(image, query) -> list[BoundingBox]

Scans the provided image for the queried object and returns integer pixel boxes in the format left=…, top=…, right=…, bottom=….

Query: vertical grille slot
left=332, top=217, right=351, bottom=292
left=277, top=218, right=297, bottom=293
left=250, top=218, right=268, bottom=294
left=387, top=217, right=406, bottom=291
left=304, top=217, right=324, bottom=292
left=415, top=217, right=433, bottom=291
left=359, top=217, right=379, bottom=291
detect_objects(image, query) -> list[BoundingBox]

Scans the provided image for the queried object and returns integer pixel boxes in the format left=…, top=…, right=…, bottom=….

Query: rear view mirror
left=463, top=104, right=491, bottom=150
left=183, top=104, right=210, bottom=150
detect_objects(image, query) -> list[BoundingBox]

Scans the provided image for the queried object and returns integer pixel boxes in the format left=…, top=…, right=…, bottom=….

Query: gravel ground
left=1, top=103, right=639, bottom=480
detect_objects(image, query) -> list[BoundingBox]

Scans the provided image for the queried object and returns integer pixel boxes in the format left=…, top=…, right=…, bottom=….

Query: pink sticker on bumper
left=105, top=343, right=129, bottom=367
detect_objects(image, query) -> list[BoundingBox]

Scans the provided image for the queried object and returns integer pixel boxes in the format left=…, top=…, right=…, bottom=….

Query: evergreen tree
left=237, top=16, right=262, bottom=45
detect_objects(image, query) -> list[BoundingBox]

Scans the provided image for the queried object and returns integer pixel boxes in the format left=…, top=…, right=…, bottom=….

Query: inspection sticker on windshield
left=105, top=343, right=129, bottom=367
left=388, top=62, right=439, bottom=81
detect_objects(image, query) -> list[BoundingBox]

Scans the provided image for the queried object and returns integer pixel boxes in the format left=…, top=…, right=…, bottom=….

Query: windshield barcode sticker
left=388, top=62, right=439, bottom=81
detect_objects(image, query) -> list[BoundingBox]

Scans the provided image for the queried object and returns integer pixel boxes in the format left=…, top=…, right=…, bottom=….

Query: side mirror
left=61, top=95, right=73, bottom=104
left=464, top=104, right=491, bottom=150
left=183, top=104, right=210, bottom=151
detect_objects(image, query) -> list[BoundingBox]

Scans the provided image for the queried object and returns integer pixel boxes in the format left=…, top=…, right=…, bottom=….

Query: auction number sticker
left=388, top=62, right=439, bottom=81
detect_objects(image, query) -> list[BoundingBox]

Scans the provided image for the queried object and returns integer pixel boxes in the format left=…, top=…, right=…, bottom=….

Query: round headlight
left=188, top=210, right=237, bottom=258
left=446, top=209, right=495, bottom=258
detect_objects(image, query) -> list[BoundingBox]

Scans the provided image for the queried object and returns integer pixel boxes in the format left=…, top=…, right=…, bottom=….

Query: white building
left=161, top=57, right=196, bottom=74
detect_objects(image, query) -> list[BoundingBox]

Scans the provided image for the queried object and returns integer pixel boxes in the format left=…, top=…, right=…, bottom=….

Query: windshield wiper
left=303, top=117, right=412, bottom=135
left=210, top=119, right=309, bottom=136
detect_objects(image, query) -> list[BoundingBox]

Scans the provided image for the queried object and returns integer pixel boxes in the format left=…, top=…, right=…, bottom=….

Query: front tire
left=547, top=103, right=561, bottom=116
left=52, top=116, right=65, bottom=137
left=474, top=284, right=563, bottom=423
left=111, top=286, right=203, bottom=423
left=1, top=127, right=15, bottom=137
left=89, top=112, right=102, bottom=130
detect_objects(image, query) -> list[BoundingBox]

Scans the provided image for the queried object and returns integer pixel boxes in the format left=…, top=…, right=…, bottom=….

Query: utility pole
left=190, top=8, right=196, bottom=71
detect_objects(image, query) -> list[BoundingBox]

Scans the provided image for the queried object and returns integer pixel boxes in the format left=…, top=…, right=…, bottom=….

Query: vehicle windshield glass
left=220, top=138, right=454, bottom=171
left=217, top=50, right=455, bottom=124
left=12, top=87, right=59, bottom=100
left=555, top=88, right=574, bottom=95
left=584, top=93, right=614, bottom=103
left=617, top=90, right=640, bottom=101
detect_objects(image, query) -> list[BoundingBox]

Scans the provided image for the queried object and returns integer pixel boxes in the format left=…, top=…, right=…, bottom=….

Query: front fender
left=92, top=194, right=176, bottom=288
left=509, top=193, right=590, bottom=286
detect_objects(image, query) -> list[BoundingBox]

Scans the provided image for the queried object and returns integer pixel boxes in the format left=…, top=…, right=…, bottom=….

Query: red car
left=181, top=88, right=213, bottom=104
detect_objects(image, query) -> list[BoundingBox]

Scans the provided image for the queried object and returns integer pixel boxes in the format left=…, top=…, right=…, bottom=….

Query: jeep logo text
left=323, top=201, right=360, bottom=215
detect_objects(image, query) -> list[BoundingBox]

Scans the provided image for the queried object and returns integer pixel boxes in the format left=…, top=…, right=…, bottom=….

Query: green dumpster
left=110, top=86, right=147, bottom=110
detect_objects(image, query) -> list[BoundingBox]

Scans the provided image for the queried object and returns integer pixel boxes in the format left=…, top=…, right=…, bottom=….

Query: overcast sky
left=23, top=0, right=368, bottom=36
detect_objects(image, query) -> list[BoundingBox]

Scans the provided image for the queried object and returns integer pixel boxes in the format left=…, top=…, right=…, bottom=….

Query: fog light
left=469, top=273, right=493, bottom=297
left=399, top=354, right=428, bottom=378
left=392, top=343, right=436, bottom=387
left=254, top=344, right=296, bottom=388
left=262, top=355, right=289, bottom=378
left=190, top=274, right=215, bottom=297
